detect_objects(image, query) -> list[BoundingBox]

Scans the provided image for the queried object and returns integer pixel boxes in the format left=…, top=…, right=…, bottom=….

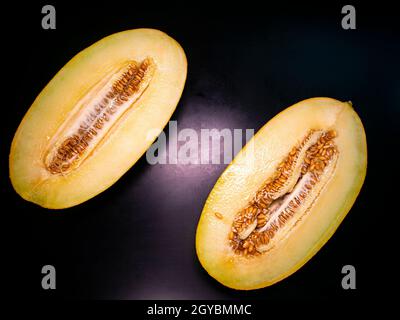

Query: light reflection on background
left=120, top=96, right=253, bottom=299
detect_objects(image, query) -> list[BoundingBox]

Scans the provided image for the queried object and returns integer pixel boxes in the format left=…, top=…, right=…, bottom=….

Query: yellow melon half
left=10, top=29, right=187, bottom=209
left=196, top=98, right=367, bottom=290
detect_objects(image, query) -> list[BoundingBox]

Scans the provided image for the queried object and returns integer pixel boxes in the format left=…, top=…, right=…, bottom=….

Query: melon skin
left=9, top=29, right=187, bottom=209
left=195, top=97, right=367, bottom=290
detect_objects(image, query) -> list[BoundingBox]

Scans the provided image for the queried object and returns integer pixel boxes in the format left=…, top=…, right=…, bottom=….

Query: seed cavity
left=229, top=130, right=338, bottom=256
left=44, top=58, right=156, bottom=174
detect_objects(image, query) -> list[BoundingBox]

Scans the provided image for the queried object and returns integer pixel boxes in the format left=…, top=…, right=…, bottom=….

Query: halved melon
left=196, top=97, right=367, bottom=290
left=10, top=28, right=187, bottom=209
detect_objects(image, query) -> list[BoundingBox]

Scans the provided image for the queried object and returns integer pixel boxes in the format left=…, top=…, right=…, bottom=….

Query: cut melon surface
left=196, top=97, right=367, bottom=290
left=10, top=29, right=187, bottom=209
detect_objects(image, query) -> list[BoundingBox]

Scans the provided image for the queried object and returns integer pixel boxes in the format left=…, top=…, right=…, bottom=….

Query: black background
left=2, top=2, right=399, bottom=302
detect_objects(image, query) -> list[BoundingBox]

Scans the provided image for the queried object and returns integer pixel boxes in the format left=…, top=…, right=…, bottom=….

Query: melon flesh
left=196, top=97, right=367, bottom=290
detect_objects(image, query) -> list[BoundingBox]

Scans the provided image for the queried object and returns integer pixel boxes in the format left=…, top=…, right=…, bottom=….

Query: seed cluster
left=232, top=130, right=319, bottom=239
left=229, top=130, right=338, bottom=256
left=46, top=58, right=154, bottom=174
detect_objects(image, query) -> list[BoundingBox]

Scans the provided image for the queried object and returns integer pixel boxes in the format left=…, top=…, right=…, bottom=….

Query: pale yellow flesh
left=10, top=29, right=187, bottom=209
left=196, top=98, right=367, bottom=290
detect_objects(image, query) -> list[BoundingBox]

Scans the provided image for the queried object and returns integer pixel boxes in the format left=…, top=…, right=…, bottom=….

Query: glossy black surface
left=3, top=3, right=399, bottom=300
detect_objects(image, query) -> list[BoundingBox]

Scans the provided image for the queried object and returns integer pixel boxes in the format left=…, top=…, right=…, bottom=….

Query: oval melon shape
left=196, top=97, right=367, bottom=290
left=9, top=29, right=187, bottom=209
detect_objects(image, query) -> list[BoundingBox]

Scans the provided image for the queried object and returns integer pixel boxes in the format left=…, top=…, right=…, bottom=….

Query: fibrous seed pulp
left=45, top=58, right=156, bottom=174
left=229, top=129, right=338, bottom=256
